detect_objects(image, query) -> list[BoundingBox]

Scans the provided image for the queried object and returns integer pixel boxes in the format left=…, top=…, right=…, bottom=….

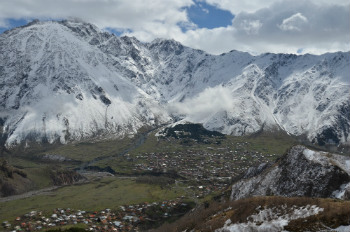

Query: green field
left=91, top=130, right=296, bottom=173
left=0, top=177, right=187, bottom=222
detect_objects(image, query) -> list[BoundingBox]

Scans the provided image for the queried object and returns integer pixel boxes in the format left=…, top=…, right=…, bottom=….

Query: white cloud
left=204, top=0, right=276, bottom=13
left=0, top=0, right=349, bottom=55
left=178, top=0, right=349, bottom=54
left=0, top=20, right=9, bottom=28
left=0, top=0, right=193, bottom=37
left=168, top=85, right=234, bottom=122
left=240, top=20, right=262, bottom=35
left=204, top=0, right=349, bottom=14
left=278, top=13, right=308, bottom=31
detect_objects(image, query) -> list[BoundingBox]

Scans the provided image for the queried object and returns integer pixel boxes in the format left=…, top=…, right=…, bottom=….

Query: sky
left=0, top=0, right=349, bottom=55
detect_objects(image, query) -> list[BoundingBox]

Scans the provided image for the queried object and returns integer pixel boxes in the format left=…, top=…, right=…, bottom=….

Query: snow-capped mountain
left=0, top=20, right=349, bottom=146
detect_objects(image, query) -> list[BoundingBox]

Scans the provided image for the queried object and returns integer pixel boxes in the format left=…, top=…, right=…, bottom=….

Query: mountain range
left=0, top=19, right=349, bottom=147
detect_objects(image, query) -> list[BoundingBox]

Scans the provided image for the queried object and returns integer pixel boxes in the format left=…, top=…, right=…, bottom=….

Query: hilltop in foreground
left=153, top=145, right=350, bottom=232
left=230, top=145, right=350, bottom=200
left=0, top=20, right=349, bottom=148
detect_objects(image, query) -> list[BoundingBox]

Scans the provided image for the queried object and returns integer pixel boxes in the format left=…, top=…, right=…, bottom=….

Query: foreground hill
left=153, top=196, right=350, bottom=232
left=0, top=159, right=32, bottom=197
left=152, top=146, right=350, bottom=232
left=0, top=20, right=349, bottom=147
left=230, top=145, right=350, bottom=200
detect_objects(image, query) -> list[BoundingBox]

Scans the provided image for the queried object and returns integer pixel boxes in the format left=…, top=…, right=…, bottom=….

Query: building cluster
left=2, top=199, right=191, bottom=231
left=132, top=142, right=276, bottom=196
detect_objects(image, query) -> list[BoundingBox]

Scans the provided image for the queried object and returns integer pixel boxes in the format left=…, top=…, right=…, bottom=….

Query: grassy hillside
left=153, top=196, right=350, bottom=232
left=0, top=177, right=187, bottom=222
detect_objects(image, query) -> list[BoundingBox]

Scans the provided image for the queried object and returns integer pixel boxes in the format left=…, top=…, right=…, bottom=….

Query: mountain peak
left=59, top=19, right=100, bottom=34
left=0, top=21, right=349, bottom=147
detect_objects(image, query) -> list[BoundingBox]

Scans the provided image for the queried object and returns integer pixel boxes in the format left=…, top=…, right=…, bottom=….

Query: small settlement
left=2, top=198, right=191, bottom=231
left=131, top=142, right=276, bottom=197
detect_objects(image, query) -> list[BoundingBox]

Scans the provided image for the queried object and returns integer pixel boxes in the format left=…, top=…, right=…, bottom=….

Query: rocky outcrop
left=230, top=145, right=350, bottom=200
left=0, top=159, right=33, bottom=197
left=50, top=169, right=85, bottom=186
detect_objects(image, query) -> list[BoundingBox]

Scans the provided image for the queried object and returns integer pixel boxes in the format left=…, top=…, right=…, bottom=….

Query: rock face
left=158, top=123, right=224, bottom=142
left=0, top=20, right=349, bottom=147
left=50, top=169, right=85, bottom=186
left=230, top=145, right=350, bottom=200
left=0, top=159, right=32, bottom=197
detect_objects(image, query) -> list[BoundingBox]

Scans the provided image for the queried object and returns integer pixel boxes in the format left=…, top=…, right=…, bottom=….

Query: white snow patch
left=302, top=149, right=350, bottom=176
left=333, top=225, right=350, bottom=232
left=216, top=205, right=323, bottom=232
left=302, top=149, right=329, bottom=166
left=303, top=149, right=316, bottom=160
left=332, top=182, right=350, bottom=199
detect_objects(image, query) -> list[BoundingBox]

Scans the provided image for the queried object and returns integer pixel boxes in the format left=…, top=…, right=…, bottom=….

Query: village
left=1, top=141, right=280, bottom=231
left=130, top=141, right=277, bottom=198
left=2, top=198, right=192, bottom=231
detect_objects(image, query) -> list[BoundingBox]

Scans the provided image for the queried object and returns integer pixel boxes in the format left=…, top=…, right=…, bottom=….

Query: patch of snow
left=333, top=225, right=350, bottom=232
left=346, top=160, right=350, bottom=171
left=302, top=149, right=329, bottom=166
left=332, top=182, right=350, bottom=199
left=302, top=149, right=350, bottom=176
left=303, top=149, right=316, bottom=160
left=216, top=205, right=323, bottom=232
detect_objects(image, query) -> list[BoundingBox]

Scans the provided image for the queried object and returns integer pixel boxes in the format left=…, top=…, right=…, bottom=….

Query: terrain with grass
left=2, top=125, right=345, bottom=231
left=152, top=196, right=350, bottom=232
left=91, top=127, right=297, bottom=176
left=0, top=177, right=188, bottom=222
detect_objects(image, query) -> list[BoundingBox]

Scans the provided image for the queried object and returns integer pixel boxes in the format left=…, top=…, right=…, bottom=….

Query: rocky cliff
left=230, top=145, right=350, bottom=200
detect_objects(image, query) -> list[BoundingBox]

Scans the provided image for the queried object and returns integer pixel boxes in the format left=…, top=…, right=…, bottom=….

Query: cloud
left=0, top=0, right=193, bottom=38
left=204, top=0, right=349, bottom=14
left=204, top=0, right=279, bottom=14
left=179, top=0, right=349, bottom=54
left=278, top=13, right=308, bottom=31
left=240, top=19, right=262, bottom=35
left=202, top=8, right=210, bottom=14
left=168, top=85, right=234, bottom=122
left=0, top=20, right=9, bottom=28
left=0, top=0, right=349, bottom=55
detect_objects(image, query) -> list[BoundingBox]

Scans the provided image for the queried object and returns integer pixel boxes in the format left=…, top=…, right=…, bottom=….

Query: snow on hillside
left=230, top=146, right=350, bottom=201
left=0, top=20, right=349, bottom=146
left=216, top=205, right=323, bottom=232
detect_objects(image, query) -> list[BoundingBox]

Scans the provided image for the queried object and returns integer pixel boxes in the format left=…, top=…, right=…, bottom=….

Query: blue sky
left=0, top=0, right=348, bottom=55
left=186, top=0, right=234, bottom=29
left=0, top=18, right=28, bottom=34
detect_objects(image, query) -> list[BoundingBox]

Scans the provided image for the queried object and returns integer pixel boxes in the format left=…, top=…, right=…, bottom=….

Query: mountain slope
left=0, top=20, right=349, bottom=147
left=153, top=196, right=350, bottom=232
left=230, top=145, right=350, bottom=201
left=0, top=20, right=171, bottom=145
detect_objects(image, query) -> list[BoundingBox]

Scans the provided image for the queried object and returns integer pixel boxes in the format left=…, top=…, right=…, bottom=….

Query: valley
left=1, top=124, right=350, bottom=232
left=0, top=19, right=349, bottom=232
left=1, top=126, right=299, bottom=231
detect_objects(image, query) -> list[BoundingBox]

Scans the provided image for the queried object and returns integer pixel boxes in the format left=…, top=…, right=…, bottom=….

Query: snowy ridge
left=0, top=20, right=349, bottom=146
